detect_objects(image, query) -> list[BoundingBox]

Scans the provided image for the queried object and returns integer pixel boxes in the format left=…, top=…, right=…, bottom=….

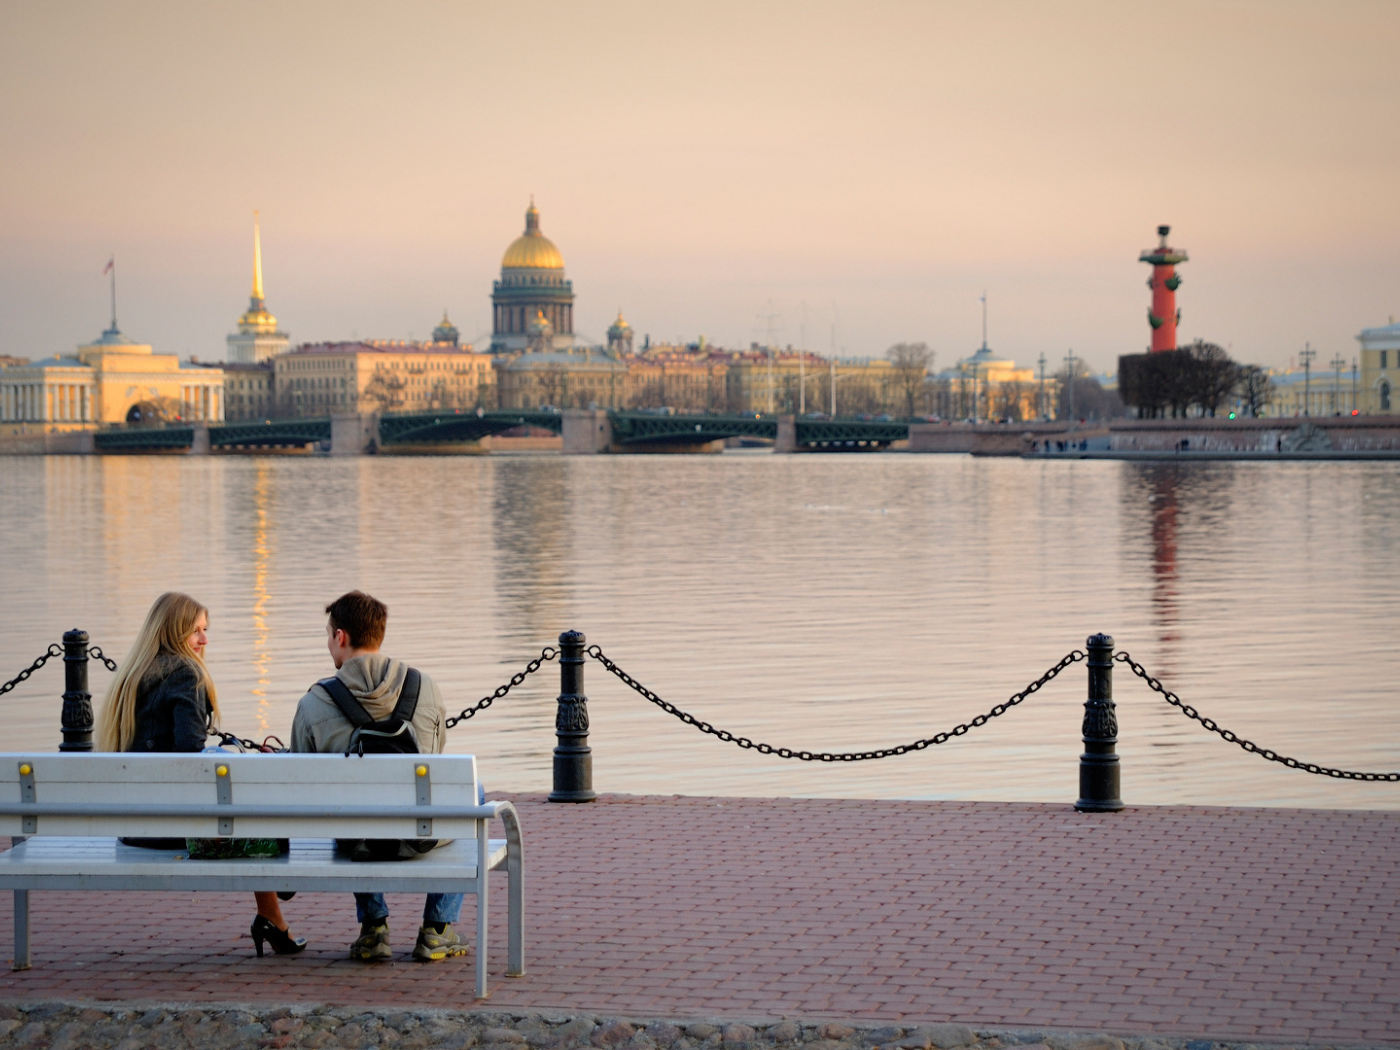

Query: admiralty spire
left=226, top=211, right=290, bottom=364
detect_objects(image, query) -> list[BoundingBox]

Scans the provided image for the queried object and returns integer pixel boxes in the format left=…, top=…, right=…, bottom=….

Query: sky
left=1, top=0, right=1397, bottom=375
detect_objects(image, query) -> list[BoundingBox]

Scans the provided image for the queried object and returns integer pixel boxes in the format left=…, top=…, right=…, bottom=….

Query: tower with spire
left=226, top=211, right=290, bottom=364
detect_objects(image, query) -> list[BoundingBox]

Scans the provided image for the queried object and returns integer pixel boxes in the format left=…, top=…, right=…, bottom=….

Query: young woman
left=96, top=592, right=306, bottom=957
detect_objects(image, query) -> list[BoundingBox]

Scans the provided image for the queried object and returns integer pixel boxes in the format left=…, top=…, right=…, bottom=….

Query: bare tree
left=534, top=364, right=568, bottom=409
left=886, top=342, right=934, bottom=419
left=363, top=371, right=407, bottom=413
left=1236, top=365, right=1274, bottom=417
left=1183, top=341, right=1239, bottom=417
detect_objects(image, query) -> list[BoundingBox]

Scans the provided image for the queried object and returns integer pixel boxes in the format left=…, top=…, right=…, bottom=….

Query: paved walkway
left=0, top=795, right=1396, bottom=1045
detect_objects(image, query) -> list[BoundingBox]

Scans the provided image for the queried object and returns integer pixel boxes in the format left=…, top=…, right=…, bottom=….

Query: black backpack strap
left=389, top=668, right=421, bottom=725
left=318, top=676, right=373, bottom=729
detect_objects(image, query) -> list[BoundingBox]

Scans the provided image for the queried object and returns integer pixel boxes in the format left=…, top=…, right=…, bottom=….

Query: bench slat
left=0, top=837, right=506, bottom=893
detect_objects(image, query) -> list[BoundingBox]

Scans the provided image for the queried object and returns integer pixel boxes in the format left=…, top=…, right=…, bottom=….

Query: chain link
left=0, top=645, right=64, bottom=697
left=1115, top=652, right=1400, bottom=782
left=444, top=646, right=558, bottom=728
left=86, top=646, right=118, bottom=672
left=585, top=644, right=1085, bottom=761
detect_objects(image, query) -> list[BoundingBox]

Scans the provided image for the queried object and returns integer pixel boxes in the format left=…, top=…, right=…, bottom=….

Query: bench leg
left=12, top=890, right=29, bottom=971
left=475, top=822, right=488, bottom=999
left=507, top=847, right=524, bottom=977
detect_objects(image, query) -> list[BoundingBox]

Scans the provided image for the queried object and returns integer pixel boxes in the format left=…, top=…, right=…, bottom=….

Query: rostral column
left=1139, top=225, right=1188, bottom=352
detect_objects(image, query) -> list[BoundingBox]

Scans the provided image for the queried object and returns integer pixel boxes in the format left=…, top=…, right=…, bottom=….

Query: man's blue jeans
left=353, top=781, right=483, bottom=925
left=355, top=891, right=462, bottom=925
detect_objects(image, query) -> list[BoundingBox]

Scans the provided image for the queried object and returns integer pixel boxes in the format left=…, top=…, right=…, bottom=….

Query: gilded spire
left=237, top=210, right=278, bottom=333
left=251, top=210, right=265, bottom=302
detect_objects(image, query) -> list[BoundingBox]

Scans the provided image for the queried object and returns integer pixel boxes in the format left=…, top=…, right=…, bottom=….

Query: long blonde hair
left=96, top=592, right=220, bottom=752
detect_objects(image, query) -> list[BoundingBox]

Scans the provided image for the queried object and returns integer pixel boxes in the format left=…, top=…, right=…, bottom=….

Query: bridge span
left=87, top=409, right=910, bottom=455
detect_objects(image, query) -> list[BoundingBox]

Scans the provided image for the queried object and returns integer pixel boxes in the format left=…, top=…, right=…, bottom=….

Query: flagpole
left=107, top=255, right=116, bottom=330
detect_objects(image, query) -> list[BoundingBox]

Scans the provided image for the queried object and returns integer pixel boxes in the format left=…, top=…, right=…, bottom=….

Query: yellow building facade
left=275, top=341, right=496, bottom=415
left=1356, top=320, right=1400, bottom=414
left=0, top=326, right=224, bottom=434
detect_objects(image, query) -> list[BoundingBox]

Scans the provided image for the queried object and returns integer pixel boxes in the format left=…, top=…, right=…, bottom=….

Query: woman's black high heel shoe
left=251, top=914, right=307, bottom=957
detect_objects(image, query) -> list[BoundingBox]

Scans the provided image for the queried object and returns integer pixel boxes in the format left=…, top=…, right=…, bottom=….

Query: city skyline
left=2, top=1, right=1398, bottom=374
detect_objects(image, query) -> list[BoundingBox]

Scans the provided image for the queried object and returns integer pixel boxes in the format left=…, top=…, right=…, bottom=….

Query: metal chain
left=86, top=646, right=118, bottom=672
left=0, top=645, right=64, bottom=697
left=210, top=730, right=287, bottom=754
left=586, top=644, right=1085, bottom=761
left=445, top=646, right=559, bottom=728
left=1115, top=652, right=1400, bottom=782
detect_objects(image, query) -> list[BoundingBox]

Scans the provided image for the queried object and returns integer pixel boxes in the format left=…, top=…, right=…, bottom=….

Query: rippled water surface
left=1, top=452, right=1397, bottom=809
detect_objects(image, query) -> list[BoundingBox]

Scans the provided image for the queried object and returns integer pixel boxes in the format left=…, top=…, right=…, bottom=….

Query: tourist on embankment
left=288, top=590, right=464, bottom=963
left=94, top=591, right=306, bottom=957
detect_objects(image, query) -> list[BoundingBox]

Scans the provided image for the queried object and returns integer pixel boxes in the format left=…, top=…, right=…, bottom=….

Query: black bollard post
left=1075, top=632, right=1124, bottom=812
left=59, top=629, right=93, bottom=753
left=549, top=630, right=596, bottom=803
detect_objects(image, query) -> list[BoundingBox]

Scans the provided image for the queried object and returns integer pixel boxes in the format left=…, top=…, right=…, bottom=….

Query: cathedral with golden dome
left=490, top=199, right=575, bottom=354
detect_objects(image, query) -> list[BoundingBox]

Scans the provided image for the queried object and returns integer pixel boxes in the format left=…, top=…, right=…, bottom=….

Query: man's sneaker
left=349, top=920, right=391, bottom=961
left=412, top=923, right=469, bottom=961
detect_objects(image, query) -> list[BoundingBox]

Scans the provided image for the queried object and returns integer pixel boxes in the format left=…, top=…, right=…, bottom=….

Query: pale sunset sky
left=1, top=0, right=1396, bottom=374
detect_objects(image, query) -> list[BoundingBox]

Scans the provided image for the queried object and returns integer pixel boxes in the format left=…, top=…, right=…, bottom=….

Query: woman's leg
left=254, top=891, right=288, bottom=930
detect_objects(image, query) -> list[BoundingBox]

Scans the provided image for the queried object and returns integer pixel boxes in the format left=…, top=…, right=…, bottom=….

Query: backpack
left=318, top=667, right=437, bottom=861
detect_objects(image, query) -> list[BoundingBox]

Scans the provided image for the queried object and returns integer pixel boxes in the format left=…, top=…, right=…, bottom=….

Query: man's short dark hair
left=326, top=591, right=387, bottom=650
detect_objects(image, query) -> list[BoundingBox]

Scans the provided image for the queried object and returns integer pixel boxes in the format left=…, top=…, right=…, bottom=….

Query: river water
left=1, top=452, right=1397, bottom=810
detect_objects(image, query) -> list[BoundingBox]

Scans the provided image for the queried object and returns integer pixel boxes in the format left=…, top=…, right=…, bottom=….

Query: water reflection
left=1, top=454, right=1397, bottom=810
left=491, top=458, right=573, bottom=645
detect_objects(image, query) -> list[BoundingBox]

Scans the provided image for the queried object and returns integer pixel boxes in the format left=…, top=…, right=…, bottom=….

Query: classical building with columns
left=0, top=324, right=224, bottom=434
left=490, top=201, right=575, bottom=354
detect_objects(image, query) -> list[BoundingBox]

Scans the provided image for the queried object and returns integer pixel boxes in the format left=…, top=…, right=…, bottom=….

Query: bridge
left=88, top=410, right=910, bottom=454
left=376, top=409, right=562, bottom=447
left=606, top=412, right=908, bottom=451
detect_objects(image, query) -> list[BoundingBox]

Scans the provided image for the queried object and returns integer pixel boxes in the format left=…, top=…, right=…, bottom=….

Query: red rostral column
left=1139, top=224, right=1188, bottom=352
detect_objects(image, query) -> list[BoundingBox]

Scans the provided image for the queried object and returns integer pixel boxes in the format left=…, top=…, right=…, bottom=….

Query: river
left=1, top=452, right=1397, bottom=809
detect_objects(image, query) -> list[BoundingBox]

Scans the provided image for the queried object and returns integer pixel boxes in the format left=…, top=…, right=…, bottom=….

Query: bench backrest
left=0, top=752, right=482, bottom=840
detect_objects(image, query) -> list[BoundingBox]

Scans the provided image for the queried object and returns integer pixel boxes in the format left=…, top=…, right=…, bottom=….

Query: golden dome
left=501, top=201, right=564, bottom=270
left=239, top=300, right=278, bottom=331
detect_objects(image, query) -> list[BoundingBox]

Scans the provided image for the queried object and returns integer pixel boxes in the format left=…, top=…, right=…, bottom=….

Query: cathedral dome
left=501, top=201, right=564, bottom=270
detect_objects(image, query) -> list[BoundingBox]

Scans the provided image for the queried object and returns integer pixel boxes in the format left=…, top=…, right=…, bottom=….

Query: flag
left=102, top=257, right=113, bottom=275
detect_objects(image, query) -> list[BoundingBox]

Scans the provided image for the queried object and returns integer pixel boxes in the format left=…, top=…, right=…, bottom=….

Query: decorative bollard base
left=1075, top=632, right=1124, bottom=812
left=549, top=630, right=597, bottom=803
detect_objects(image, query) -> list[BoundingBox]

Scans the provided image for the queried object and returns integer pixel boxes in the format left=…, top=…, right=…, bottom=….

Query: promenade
left=0, top=794, right=1395, bottom=1046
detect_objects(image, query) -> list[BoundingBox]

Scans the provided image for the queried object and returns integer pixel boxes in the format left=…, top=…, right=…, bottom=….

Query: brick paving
left=0, top=794, right=1396, bottom=1045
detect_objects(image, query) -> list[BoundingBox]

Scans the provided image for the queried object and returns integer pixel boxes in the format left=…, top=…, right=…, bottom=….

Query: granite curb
left=0, top=1002, right=1386, bottom=1050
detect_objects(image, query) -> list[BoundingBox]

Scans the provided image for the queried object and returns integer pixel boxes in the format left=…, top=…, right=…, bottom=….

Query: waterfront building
left=1265, top=364, right=1359, bottom=417
left=0, top=355, right=29, bottom=370
left=275, top=340, right=495, bottom=416
left=216, top=361, right=275, bottom=421
left=0, top=324, right=224, bottom=433
left=496, top=345, right=629, bottom=410
left=931, top=343, right=1041, bottom=421
left=1356, top=319, right=1400, bottom=413
left=490, top=201, right=575, bottom=354
left=226, top=213, right=290, bottom=365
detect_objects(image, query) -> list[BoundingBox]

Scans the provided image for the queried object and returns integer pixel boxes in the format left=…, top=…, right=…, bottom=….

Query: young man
left=290, top=590, right=465, bottom=962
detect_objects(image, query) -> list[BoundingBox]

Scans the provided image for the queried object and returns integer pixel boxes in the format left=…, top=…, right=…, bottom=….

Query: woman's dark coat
left=129, top=654, right=210, bottom=753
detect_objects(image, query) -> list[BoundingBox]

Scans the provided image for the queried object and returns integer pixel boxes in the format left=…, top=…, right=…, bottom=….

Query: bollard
left=1075, top=632, right=1124, bottom=812
left=59, top=629, right=93, bottom=753
left=548, top=630, right=596, bottom=802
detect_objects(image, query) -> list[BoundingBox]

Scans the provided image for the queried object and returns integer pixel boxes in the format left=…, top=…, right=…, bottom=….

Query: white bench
left=0, top=752, right=523, bottom=999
